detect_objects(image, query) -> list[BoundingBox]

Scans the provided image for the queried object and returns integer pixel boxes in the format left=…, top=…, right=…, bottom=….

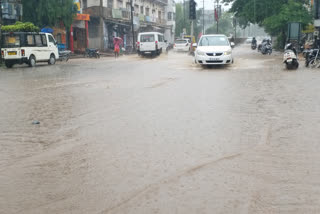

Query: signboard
left=145, top=16, right=151, bottom=22
left=73, top=0, right=81, bottom=13
left=112, top=9, right=122, bottom=19
left=288, top=22, right=301, bottom=40
left=75, top=14, right=90, bottom=21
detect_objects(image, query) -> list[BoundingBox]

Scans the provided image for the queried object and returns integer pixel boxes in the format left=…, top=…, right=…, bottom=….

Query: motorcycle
left=261, top=43, right=272, bottom=55
left=305, top=48, right=320, bottom=68
left=251, top=43, right=257, bottom=50
left=84, top=48, right=100, bottom=58
left=283, top=43, right=299, bottom=70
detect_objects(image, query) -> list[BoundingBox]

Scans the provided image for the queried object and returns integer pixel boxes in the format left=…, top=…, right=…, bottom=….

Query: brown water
left=1, top=45, right=320, bottom=214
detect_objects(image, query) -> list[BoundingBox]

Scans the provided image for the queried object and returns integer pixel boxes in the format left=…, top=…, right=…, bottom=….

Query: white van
left=137, top=32, right=167, bottom=56
left=1, top=32, right=59, bottom=68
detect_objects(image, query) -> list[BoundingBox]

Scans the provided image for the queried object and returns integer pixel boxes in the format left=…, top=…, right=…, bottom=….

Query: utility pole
left=130, top=0, right=135, bottom=52
left=202, top=0, right=204, bottom=34
left=183, top=0, right=186, bottom=27
left=0, top=0, right=2, bottom=64
left=215, top=0, right=219, bottom=34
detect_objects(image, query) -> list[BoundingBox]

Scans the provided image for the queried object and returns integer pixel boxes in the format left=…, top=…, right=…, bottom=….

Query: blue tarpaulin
left=41, top=28, right=54, bottom=33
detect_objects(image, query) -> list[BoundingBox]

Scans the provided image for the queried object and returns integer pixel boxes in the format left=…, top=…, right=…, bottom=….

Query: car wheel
left=48, top=54, right=56, bottom=65
left=29, top=55, right=36, bottom=67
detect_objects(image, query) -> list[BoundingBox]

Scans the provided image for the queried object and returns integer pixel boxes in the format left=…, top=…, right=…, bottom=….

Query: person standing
left=113, top=37, right=120, bottom=58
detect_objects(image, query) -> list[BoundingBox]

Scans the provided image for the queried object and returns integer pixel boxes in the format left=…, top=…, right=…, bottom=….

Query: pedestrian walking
left=113, top=37, right=123, bottom=58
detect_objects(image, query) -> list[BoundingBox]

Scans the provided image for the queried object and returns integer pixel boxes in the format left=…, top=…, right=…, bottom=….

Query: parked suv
left=1, top=32, right=59, bottom=68
left=137, top=32, right=167, bottom=56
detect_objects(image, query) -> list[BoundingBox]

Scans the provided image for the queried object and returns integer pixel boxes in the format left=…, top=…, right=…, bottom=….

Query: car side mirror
left=193, top=43, right=197, bottom=48
left=230, top=42, right=235, bottom=48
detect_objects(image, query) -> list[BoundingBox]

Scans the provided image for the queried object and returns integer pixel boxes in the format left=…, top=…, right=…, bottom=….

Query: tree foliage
left=1, top=22, right=40, bottom=32
left=175, top=2, right=203, bottom=40
left=206, top=13, right=234, bottom=36
left=222, top=0, right=312, bottom=47
left=22, top=0, right=77, bottom=29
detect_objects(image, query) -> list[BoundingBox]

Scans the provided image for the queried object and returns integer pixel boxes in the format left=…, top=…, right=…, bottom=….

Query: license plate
left=287, top=59, right=293, bottom=62
left=209, top=58, right=219, bottom=61
left=8, top=51, right=17, bottom=55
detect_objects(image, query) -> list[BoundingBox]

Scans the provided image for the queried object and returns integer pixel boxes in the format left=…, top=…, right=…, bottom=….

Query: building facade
left=82, top=0, right=175, bottom=51
left=1, top=0, right=23, bottom=25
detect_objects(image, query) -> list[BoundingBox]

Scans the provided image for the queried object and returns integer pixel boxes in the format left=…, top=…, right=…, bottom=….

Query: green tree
left=175, top=2, right=190, bottom=37
left=223, top=0, right=312, bottom=47
left=206, top=13, right=234, bottom=36
left=22, top=0, right=77, bottom=29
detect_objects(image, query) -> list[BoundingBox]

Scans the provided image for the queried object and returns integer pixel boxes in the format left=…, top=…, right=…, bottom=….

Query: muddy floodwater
left=1, top=45, right=320, bottom=214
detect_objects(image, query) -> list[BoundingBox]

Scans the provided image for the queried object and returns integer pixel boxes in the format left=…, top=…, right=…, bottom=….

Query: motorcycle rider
left=252, top=37, right=257, bottom=46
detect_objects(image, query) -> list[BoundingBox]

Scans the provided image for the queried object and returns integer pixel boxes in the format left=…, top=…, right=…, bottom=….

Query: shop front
left=70, top=14, right=90, bottom=53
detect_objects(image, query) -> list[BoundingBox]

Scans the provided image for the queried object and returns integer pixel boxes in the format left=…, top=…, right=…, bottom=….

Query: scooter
left=283, top=43, right=299, bottom=70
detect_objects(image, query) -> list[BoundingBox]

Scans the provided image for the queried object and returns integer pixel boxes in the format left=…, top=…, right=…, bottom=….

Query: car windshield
left=140, top=34, right=155, bottom=42
left=199, top=36, right=229, bottom=46
left=2, top=35, right=21, bottom=48
left=175, top=40, right=188, bottom=44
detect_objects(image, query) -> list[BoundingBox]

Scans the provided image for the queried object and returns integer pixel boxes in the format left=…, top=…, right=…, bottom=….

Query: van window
left=41, top=35, right=47, bottom=46
left=48, top=35, right=55, bottom=44
left=35, top=35, right=43, bottom=46
left=27, top=35, right=35, bottom=46
left=2, top=35, right=20, bottom=48
left=140, top=34, right=154, bottom=42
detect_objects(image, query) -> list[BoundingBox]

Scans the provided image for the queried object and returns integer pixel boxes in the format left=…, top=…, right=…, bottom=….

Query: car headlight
left=197, top=50, right=205, bottom=55
left=224, top=51, right=232, bottom=55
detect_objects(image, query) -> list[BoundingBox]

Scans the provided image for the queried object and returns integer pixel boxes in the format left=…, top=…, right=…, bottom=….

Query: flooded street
left=1, top=45, right=320, bottom=214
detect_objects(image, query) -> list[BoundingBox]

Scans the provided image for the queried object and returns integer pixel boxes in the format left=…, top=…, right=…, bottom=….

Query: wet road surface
left=1, top=45, right=320, bottom=214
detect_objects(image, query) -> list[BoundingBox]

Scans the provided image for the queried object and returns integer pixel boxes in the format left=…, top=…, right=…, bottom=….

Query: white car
left=174, top=39, right=191, bottom=52
left=137, top=32, right=167, bottom=56
left=194, top=34, right=234, bottom=65
left=1, top=32, right=59, bottom=68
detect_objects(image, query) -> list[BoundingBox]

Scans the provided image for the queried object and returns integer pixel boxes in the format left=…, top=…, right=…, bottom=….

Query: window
left=175, top=39, right=188, bottom=44
left=134, top=4, right=139, bottom=12
left=83, top=0, right=87, bottom=8
left=199, top=36, right=229, bottom=47
left=27, top=35, right=35, bottom=46
left=140, top=34, right=155, bottom=42
left=41, top=35, right=47, bottom=46
left=146, top=8, right=150, bottom=16
left=35, top=35, right=42, bottom=46
left=140, top=6, right=144, bottom=14
left=168, top=12, right=172, bottom=21
left=2, top=35, right=20, bottom=48
left=158, top=11, right=161, bottom=19
left=48, top=35, right=55, bottom=44
left=158, top=35, right=165, bottom=42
